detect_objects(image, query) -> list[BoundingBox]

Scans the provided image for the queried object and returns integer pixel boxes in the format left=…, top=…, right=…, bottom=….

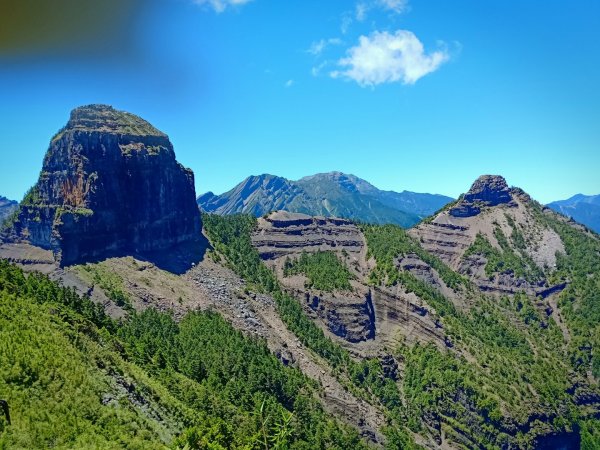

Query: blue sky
left=0, top=0, right=599, bottom=203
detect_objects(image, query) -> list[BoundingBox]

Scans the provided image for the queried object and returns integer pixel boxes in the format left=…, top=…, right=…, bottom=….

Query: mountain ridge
left=548, top=193, right=600, bottom=233
left=0, top=196, right=18, bottom=224
left=198, top=171, right=453, bottom=228
left=2, top=105, right=600, bottom=448
left=3, top=164, right=600, bottom=447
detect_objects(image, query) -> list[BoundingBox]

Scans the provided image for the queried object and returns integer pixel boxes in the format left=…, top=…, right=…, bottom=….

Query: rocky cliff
left=411, top=175, right=565, bottom=296
left=251, top=211, right=375, bottom=342
left=4, top=105, right=201, bottom=266
left=449, top=174, right=514, bottom=217
left=250, top=211, right=448, bottom=347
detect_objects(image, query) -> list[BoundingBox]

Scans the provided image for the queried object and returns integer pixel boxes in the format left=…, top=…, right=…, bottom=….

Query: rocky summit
left=449, top=174, right=514, bottom=217
left=4, top=105, right=201, bottom=266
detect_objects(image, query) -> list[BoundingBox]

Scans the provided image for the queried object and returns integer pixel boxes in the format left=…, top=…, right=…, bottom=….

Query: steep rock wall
left=6, top=105, right=201, bottom=266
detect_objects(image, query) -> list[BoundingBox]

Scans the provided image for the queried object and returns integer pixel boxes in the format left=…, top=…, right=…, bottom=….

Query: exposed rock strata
left=297, top=289, right=375, bottom=343
left=411, top=176, right=566, bottom=297
left=4, top=105, right=201, bottom=266
left=251, top=211, right=375, bottom=342
left=251, top=211, right=364, bottom=259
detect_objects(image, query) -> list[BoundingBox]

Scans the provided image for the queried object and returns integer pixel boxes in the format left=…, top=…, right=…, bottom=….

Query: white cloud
left=194, top=0, right=253, bottom=13
left=331, top=30, right=449, bottom=86
left=311, top=61, right=328, bottom=77
left=307, top=38, right=343, bottom=56
left=353, top=0, right=408, bottom=22
left=355, top=2, right=368, bottom=21
left=284, top=79, right=294, bottom=88
left=378, top=0, right=408, bottom=14
left=341, top=14, right=353, bottom=34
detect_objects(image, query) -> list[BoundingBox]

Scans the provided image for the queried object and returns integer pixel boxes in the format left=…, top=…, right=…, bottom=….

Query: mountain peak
left=465, top=175, right=511, bottom=203
left=199, top=172, right=453, bottom=226
left=7, top=106, right=201, bottom=266
left=55, top=104, right=167, bottom=140
left=450, top=174, right=513, bottom=217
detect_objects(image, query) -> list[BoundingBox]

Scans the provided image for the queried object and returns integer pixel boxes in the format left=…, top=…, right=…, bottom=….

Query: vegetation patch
left=361, top=223, right=467, bottom=290
left=76, top=262, right=133, bottom=311
left=0, top=260, right=367, bottom=449
left=464, top=230, right=543, bottom=282
left=283, top=251, right=354, bottom=291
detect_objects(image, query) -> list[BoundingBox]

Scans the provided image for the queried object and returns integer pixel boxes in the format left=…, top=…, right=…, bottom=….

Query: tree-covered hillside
left=0, top=260, right=367, bottom=449
left=202, top=212, right=600, bottom=449
left=3, top=205, right=600, bottom=449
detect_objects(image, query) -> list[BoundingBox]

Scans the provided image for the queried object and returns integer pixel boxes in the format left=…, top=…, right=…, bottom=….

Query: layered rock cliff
left=250, top=211, right=448, bottom=347
left=411, top=175, right=565, bottom=296
left=251, top=211, right=374, bottom=342
left=5, top=105, right=201, bottom=266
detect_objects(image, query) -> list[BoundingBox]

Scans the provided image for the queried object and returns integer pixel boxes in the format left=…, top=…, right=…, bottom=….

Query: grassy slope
left=0, top=260, right=367, bottom=449
left=0, top=281, right=175, bottom=449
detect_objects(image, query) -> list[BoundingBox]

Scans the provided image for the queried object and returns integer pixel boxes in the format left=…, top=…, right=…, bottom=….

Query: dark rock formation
left=5, top=104, right=202, bottom=267
left=463, top=175, right=512, bottom=205
left=297, top=289, right=375, bottom=343
left=379, top=354, right=399, bottom=381
left=450, top=175, right=513, bottom=217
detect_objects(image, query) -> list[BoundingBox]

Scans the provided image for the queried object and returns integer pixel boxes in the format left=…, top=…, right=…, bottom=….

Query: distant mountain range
left=197, top=172, right=454, bottom=228
left=0, top=196, right=18, bottom=224
left=547, top=194, right=600, bottom=233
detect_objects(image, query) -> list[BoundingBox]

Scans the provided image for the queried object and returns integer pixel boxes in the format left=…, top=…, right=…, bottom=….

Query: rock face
left=251, top=211, right=375, bottom=342
left=0, top=196, right=18, bottom=224
left=251, top=211, right=364, bottom=260
left=450, top=175, right=513, bottom=217
left=199, top=172, right=453, bottom=227
left=411, top=175, right=566, bottom=297
left=6, top=105, right=201, bottom=266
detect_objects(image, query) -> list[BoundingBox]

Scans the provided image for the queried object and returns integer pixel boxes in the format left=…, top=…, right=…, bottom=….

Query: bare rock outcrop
left=252, top=211, right=375, bottom=342
left=300, top=289, right=376, bottom=343
left=3, top=105, right=202, bottom=267
left=251, top=211, right=364, bottom=259
left=450, top=175, right=514, bottom=217
left=411, top=175, right=566, bottom=299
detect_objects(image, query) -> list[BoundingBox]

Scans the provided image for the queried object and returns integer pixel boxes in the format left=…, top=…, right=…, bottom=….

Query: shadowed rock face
left=6, top=104, right=202, bottom=266
left=450, top=175, right=513, bottom=217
